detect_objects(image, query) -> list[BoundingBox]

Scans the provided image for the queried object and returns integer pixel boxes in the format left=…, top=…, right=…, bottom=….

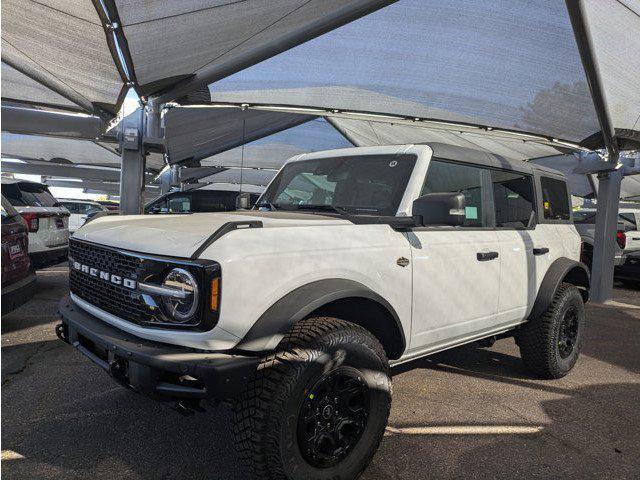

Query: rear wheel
left=516, top=283, right=586, bottom=379
left=232, top=317, right=391, bottom=480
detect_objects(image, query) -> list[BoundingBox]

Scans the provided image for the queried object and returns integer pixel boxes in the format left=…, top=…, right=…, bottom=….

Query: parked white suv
left=2, top=178, right=69, bottom=269
left=57, top=144, right=589, bottom=480
left=574, top=205, right=640, bottom=288
left=59, top=199, right=109, bottom=233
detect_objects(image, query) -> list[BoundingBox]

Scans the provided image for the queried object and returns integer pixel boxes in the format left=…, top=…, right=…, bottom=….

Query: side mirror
left=412, top=192, right=466, bottom=227
left=236, top=192, right=252, bottom=210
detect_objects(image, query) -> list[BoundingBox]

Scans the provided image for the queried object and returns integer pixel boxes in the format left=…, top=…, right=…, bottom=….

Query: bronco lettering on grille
left=71, top=260, right=137, bottom=290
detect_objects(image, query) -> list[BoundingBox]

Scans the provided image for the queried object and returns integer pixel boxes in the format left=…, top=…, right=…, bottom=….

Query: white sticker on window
left=465, top=206, right=478, bottom=220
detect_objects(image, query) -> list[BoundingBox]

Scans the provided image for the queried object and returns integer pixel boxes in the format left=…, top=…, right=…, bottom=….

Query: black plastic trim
left=236, top=278, right=406, bottom=357
left=529, top=258, right=590, bottom=320
left=190, top=221, right=263, bottom=259
left=58, top=295, right=259, bottom=401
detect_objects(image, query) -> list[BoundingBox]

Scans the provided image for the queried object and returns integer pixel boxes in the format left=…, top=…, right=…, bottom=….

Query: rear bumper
left=30, top=247, right=68, bottom=270
left=615, top=257, right=640, bottom=282
left=1, top=272, right=37, bottom=314
left=57, top=295, right=259, bottom=402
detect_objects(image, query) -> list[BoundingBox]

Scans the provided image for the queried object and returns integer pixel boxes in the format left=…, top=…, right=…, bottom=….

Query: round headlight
left=161, top=268, right=199, bottom=323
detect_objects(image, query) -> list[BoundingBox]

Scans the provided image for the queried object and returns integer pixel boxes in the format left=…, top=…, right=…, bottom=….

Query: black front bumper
left=31, top=247, right=68, bottom=270
left=57, top=295, right=259, bottom=402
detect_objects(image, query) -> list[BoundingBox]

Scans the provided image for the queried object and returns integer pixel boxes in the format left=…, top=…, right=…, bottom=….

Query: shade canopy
left=1, top=0, right=122, bottom=113
left=1, top=0, right=393, bottom=113
left=1, top=63, right=82, bottom=112
left=1, top=133, right=166, bottom=172
left=210, top=0, right=639, bottom=149
left=197, top=118, right=352, bottom=171
left=163, top=106, right=315, bottom=165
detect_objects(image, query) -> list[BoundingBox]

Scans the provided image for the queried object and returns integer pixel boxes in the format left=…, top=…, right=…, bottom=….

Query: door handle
left=477, top=251, right=499, bottom=261
left=533, top=247, right=549, bottom=256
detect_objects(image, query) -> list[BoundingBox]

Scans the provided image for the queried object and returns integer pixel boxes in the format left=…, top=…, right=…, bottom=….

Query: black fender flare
left=529, top=258, right=590, bottom=319
left=236, top=278, right=405, bottom=354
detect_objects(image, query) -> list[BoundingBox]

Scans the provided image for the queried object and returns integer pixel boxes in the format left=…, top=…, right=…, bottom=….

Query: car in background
left=59, top=199, right=109, bottom=233
left=1, top=178, right=69, bottom=269
left=574, top=205, right=640, bottom=288
left=1, top=194, right=36, bottom=314
left=145, top=188, right=261, bottom=214
left=95, top=200, right=119, bottom=211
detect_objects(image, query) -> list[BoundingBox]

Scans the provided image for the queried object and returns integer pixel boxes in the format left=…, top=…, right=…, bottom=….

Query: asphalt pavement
left=2, top=265, right=639, bottom=479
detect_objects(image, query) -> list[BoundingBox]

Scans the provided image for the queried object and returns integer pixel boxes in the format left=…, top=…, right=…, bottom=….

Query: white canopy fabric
left=1, top=0, right=392, bottom=113
left=1, top=63, right=81, bottom=112
left=198, top=118, right=352, bottom=171
left=210, top=0, right=639, bottom=149
left=163, top=106, right=315, bottom=164
left=325, top=117, right=570, bottom=161
left=197, top=168, right=277, bottom=188
left=1, top=0, right=122, bottom=113
left=582, top=0, right=640, bottom=140
left=0, top=132, right=166, bottom=172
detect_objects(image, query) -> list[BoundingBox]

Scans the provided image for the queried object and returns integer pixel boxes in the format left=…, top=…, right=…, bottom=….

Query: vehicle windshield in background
left=258, top=155, right=417, bottom=216
left=573, top=211, right=596, bottom=224
left=574, top=211, right=637, bottom=231
left=3, top=183, right=62, bottom=208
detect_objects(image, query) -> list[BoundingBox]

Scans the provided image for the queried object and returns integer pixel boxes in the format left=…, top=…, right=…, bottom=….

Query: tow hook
left=109, top=358, right=128, bottom=381
left=55, top=323, right=69, bottom=344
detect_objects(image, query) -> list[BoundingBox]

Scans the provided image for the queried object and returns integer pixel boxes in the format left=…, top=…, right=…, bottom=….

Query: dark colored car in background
left=144, top=189, right=261, bottom=214
left=2, top=194, right=36, bottom=314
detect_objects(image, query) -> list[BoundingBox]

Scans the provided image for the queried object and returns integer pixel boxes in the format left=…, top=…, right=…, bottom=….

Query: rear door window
left=540, top=177, right=570, bottom=221
left=422, top=159, right=486, bottom=227
left=491, top=170, right=535, bottom=228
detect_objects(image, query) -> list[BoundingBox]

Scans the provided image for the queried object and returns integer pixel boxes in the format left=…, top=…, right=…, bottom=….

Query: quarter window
left=422, top=160, right=485, bottom=227
left=491, top=171, right=535, bottom=228
left=540, top=177, right=570, bottom=221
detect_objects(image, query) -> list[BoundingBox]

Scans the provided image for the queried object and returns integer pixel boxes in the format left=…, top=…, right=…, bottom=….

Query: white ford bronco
left=57, top=144, right=589, bottom=480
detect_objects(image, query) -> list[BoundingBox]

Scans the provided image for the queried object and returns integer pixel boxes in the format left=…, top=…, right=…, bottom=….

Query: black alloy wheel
left=297, top=367, right=370, bottom=468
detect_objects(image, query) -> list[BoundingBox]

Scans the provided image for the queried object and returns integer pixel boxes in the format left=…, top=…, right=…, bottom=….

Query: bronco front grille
left=68, top=240, right=153, bottom=325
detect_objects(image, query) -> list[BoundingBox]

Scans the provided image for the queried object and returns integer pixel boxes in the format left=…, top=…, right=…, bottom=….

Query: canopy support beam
left=590, top=169, right=623, bottom=303
left=566, top=0, right=621, bottom=303
left=119, top=108, right=146, bottom=214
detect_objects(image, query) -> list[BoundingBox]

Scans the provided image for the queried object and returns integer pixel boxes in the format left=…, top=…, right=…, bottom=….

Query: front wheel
left=515, top=283, right=586, bottom=379
left=233, top=317, right=391, bottom=480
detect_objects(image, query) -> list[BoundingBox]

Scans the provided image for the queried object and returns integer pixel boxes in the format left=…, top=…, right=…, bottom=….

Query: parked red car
left=2, top=194, right=36, bottom=314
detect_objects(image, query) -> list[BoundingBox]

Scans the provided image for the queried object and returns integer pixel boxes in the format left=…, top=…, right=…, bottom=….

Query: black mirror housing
left=412, top=192, right=466, bottom=227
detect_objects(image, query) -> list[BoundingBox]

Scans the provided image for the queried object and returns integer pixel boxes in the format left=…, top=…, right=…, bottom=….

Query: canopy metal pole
left=590, top=169, right=623, bottom=302
left=566, top=0, right=621, bottom=302
left=119, top=108, right=146, bottom=214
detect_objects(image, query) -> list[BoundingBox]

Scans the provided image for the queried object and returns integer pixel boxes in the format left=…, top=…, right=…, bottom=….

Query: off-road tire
left=515, top=283, right=585, bottom=379
left=232, top=317, right=391, bottom=480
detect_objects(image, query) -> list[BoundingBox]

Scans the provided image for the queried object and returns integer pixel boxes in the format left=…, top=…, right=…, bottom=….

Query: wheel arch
left=236, top=279, right=406, bottom=360
left=530, top=258, right=590, bottom=320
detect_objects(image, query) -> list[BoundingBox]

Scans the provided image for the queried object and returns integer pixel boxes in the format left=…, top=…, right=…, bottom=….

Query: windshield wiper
left=294, top=204, right=350, bottom=216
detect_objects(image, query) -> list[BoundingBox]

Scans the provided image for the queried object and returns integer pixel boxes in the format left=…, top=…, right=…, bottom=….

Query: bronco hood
left=72, top=211, right=350, bottom=257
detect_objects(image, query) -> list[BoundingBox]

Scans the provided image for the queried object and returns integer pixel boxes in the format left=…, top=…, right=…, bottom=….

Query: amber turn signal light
left=210, top=277, right=220, bottom=311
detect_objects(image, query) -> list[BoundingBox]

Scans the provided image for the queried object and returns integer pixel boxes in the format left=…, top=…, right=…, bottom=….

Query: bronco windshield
left=257, top=155, right=416, bottom=216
